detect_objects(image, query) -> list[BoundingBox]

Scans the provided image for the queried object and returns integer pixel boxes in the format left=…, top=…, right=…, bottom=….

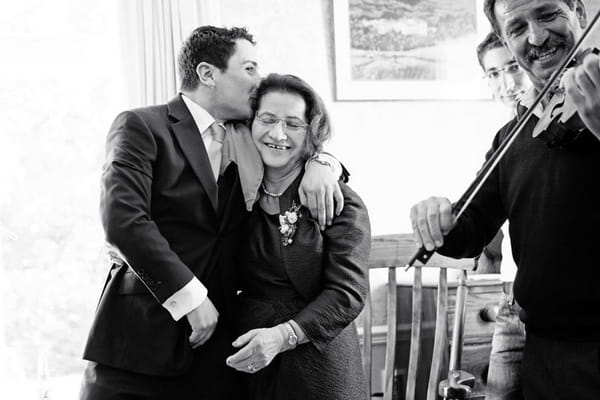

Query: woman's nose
left=268, top=120, right=287, bottom=141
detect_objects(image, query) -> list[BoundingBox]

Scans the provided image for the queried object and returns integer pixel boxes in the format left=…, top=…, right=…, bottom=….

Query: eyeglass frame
left=483, top=60, right=523, bottom=81
left=254, top=112, right=309, bottom=133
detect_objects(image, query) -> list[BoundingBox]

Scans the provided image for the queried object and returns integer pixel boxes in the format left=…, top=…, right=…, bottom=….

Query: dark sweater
left=440, top=116, right=600, bottom=341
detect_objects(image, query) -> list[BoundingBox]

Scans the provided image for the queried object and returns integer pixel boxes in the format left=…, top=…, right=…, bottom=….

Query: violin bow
left=406, top=8, right=600, bottom=270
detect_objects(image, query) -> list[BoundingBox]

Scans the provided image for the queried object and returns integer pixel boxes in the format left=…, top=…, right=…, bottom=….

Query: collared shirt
left=162, top=94, right=218, bottom=321
left=181, top=93, right=225, bottom=155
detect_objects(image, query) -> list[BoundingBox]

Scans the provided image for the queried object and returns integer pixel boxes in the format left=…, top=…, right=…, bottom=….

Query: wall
left=219, top=0, right=511, bottom=235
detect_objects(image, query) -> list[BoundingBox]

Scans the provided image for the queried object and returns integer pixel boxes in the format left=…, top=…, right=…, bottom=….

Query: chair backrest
left=362, top=234, right=476, bottom=400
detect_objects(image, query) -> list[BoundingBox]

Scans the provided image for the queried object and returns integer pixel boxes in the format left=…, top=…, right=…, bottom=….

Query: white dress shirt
left=161, top=94, right=219, bottom=321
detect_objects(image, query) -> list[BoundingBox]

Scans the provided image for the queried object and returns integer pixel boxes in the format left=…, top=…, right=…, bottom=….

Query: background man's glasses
left=484, top=61, right=522, bottom=81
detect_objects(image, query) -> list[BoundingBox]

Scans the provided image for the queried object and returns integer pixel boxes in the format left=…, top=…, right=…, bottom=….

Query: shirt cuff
left=315, top=152, right=342, bottom=179
left=162, top=277, right=208, bottom=321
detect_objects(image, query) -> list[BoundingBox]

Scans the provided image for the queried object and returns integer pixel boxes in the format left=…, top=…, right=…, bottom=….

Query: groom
left=80, top=26, right=344, bottom=399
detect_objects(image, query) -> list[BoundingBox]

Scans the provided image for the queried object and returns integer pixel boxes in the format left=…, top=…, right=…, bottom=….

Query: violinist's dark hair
left=484, top=0, right=577, bottom=36
left=251, top=73, right=331, bottom=159
left=178, top=26, right=255, bottom=91
left=476, top=31, right=505, bottom=70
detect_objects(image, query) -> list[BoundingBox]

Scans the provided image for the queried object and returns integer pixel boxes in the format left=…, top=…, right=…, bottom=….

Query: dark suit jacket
left=83, top=95, right=247, bottom=376
left=274, top=176, right=371, bottom=352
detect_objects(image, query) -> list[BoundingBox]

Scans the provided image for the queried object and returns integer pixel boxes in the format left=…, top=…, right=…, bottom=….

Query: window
left=1, top=0, right=122, bottom=397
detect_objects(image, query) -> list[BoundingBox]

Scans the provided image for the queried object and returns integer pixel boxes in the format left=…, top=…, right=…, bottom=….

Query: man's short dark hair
left=476, top=31, right=505, bottom=70
left=484, top=0, right=576, bottom=36
left=178, top=26, right=255, bottom=91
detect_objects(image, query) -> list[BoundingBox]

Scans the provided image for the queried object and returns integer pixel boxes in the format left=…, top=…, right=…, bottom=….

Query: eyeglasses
left=255, top=113, right=308, bottom=134
left=484, top=61, right=522, bottom=81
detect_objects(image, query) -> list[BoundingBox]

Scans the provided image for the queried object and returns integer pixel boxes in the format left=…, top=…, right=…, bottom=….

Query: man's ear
left=575, top=0, right=587, bottom=29
left=196, top=62, right=216, bottom=88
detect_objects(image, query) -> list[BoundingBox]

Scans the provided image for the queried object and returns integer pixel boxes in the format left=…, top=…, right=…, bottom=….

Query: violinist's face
left=483, top=46, right=530, bottom=108
left=494, top=0, right=587, bottom=90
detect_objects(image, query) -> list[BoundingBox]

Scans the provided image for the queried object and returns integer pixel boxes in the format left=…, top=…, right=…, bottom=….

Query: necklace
left=261, top=183, right=285, bottom=197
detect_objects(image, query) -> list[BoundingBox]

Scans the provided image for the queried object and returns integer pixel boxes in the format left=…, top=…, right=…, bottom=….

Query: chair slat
left=363, top=278, right=373, bottom=399
left=405, top=266, right=423, bottom=400
left=383, top=267, right=397, bottom=400
left=449, top=270, right=469, bottom=371
left=427, top=268, right=449, bottom=400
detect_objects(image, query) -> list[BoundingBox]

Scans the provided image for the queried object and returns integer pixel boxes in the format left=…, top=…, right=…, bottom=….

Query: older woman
left=225, top=73, right=371, bottom=400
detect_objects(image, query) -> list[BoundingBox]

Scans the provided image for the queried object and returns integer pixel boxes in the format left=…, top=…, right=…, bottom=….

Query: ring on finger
left=247, top=363, right=256, bottom=372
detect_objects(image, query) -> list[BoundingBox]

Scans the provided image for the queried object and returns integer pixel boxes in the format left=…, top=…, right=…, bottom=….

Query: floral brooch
left=279, top=202, right=302, bottom=246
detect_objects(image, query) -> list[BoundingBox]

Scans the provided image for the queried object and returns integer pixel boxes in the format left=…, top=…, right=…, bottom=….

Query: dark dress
left=236, top=173, right=371, bottom=400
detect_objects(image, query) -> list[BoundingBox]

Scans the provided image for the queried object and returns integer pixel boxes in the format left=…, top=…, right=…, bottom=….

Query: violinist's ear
left=575, top=0, right=587, bottom=29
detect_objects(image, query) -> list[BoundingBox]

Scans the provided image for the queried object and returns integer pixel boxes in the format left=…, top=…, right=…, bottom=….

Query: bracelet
left=305, top=154, right=331, bottom=168
left=283, top=321, right=298, bottom=349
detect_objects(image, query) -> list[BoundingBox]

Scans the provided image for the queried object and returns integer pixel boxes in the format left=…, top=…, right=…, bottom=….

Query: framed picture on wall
left=333, top=0, right=491, bottom=100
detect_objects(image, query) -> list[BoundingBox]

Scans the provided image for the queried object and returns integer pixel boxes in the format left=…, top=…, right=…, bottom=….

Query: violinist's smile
left=493, top=0, right=587, bottom=91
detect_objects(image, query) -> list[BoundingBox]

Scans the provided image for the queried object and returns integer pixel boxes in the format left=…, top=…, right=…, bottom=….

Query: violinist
left=410, top=1, right=600, bottom=399
left=476, top=31, right=529, bottom=400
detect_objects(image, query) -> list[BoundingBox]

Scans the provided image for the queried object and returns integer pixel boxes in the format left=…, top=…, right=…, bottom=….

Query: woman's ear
left=195, top=62, right=216, bottom=88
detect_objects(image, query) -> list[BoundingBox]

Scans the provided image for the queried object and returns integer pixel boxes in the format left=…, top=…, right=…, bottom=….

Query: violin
left=531, top=47, right=600, bottom=148
left=405, top=9, right=600, bottom=269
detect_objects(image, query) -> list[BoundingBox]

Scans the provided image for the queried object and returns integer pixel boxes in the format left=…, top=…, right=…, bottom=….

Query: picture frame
left=332, top=0, right=492, bottom=101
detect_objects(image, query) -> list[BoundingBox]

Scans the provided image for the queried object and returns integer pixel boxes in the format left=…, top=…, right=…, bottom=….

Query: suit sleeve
left=101, top=111, right=196, bottom=306
left=293, top=184, right=371, bottom=352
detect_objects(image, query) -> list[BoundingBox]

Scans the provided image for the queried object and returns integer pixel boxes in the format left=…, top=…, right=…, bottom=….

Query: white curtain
left=118, top=0, right=221, bottom=107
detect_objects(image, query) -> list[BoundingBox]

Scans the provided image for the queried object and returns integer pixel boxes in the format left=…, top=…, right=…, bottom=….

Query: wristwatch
left=284, top=322, right=298, bottom=348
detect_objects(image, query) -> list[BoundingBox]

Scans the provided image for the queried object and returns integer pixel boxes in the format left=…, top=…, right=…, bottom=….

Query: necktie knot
left=210, top=122, right=225, bottom=144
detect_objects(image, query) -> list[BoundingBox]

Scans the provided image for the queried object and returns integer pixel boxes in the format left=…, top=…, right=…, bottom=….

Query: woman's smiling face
left=251, top=91, right=308, bottom=175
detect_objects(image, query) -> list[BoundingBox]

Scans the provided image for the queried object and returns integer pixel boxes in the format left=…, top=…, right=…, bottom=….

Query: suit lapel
left=168, top=95, right=218, bottom=212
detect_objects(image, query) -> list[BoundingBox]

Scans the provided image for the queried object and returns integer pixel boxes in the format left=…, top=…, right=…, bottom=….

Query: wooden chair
left=361, top=234, right=478, bottom=400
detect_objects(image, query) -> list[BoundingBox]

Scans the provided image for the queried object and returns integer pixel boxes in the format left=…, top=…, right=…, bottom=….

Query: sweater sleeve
left=438, top=121, right=514, bottom=259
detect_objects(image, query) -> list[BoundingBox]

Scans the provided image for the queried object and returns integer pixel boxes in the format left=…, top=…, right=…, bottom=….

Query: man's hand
left=409, top=197, right=455, bottom=251
left=564, top=52, right=600, bottom=140
left=226, top=326, right=287, bottom=373
left=186, top=297, right=219, bottom=349
left=299, top=162, right=343, bottom=230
